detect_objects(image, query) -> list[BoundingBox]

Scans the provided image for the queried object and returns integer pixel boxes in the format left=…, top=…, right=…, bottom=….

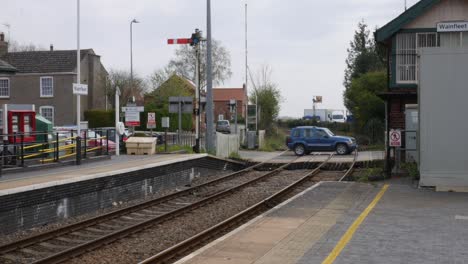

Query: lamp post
left=76, top=0, right=81, bottom=135
left=130, top=18, right=139, bottom=100
left=206, top=0, right=214, bottom=152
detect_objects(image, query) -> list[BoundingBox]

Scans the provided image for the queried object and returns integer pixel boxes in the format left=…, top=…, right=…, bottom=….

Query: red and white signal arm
left=389, top=129, right=402, bottom=147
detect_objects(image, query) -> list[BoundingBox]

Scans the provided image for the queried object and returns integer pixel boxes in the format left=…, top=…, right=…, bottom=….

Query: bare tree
left=8, top=40, right=45, bottom=52
left=105, top=69, right=147, bottom=107
left=249, top=65, right=282, bottom=133
left=149, top=39, right=232, bottom=91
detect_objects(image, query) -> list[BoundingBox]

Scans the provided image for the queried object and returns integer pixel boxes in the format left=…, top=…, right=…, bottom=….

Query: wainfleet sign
left=437, top=22, right=468, bottom=32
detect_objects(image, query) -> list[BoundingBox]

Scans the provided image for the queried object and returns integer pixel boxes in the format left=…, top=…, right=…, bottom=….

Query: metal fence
left=0, top=129, right=113, bottom=171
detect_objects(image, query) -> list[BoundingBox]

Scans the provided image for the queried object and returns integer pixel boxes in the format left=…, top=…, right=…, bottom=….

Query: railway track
left=0, top=151, right=301, bottom=264
left=139, top=151, right=358, bottom=264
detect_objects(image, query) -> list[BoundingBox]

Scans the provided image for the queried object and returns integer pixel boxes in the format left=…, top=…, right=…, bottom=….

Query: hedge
left=84, top=109, right=115, bottom=128
left=85, top=109, right=193, bottom=132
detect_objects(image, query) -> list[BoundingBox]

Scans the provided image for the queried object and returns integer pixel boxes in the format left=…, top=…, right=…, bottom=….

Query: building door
left=405, top=104, right=418, bottom=163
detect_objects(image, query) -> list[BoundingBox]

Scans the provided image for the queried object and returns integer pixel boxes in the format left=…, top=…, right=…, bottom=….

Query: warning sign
left=389, top=129, right=402, bottom=147
left=147, top=112, right=156, bottom=129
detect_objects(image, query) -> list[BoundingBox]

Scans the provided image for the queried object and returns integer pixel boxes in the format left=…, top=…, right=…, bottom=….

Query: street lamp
left=130, top=18, right=140, bottom=101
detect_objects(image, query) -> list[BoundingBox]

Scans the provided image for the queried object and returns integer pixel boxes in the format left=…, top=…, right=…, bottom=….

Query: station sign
left=125, top=111, right=140, bottom=127
left=437, top=22, right=468, bottom=32
left=147, top=112, right=156, bottom=129
left=389, top=129, right=402, bottom=147
left=121, top=106, right=144, bottom=112
left=73, top=83, right=88, bottom=95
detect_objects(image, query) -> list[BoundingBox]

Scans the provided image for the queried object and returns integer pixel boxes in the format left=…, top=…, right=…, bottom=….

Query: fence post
left=43, top=131, right=48, bottom=163
left=71, top=130, right=74, bottom=153
left=3, top=139, right=8, bottom=166
left=55, top=132, right=59, bottom=162
left=20, top=134, right=24, bottom=167
left=106, top=129, right=109, bottom=155
left=13, top=133, right=17, bottom=165
left=83, top=131, right=87, bottom=159
left=76, top=136, right=82, bottom=165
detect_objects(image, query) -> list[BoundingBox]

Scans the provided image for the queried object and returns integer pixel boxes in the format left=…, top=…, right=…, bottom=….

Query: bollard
left=76, top=136, right=82, bottom=165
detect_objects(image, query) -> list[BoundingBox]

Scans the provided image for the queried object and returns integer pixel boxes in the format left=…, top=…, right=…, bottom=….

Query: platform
left=0, top=154, right=246, bottom=235
left=177, top=180, right=468, bottom=264
left=0, top=154, right=207, bottom=195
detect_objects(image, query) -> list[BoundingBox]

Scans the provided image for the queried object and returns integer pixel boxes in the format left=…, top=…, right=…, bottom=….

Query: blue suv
left=286, top=126, right=357, bottom=156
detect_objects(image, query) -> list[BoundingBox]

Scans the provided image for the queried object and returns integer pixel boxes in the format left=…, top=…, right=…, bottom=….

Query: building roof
left=213, top=88, right=246, bottom=101
left=0, top=49, right=95, bottom=74
left=375, top=0, right=441, bottom=42
left=0, top=59, right=16, bottom=73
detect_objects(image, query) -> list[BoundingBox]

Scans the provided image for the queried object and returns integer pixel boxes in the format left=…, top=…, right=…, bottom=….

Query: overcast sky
left=2, top=0, right=418, bottom=117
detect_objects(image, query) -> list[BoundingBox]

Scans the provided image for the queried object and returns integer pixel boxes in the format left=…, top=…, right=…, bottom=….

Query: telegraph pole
left=205, top=0, right=214, bottom=152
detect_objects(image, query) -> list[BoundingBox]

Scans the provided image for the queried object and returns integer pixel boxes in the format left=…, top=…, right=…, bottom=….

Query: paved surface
left=239, top=150, right=384, bottom=163
left=177, top=179, right=468, bottom=264
left=0, top=154, right=207, bottom=194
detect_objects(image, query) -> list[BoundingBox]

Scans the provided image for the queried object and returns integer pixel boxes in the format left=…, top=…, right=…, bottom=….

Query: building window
left=438, top=32, right=468, bottom=47
left=40, top=76, right=53, bottom=97
left=0, top=109, right=3, bottom=131
left=396, top=33, right=438, bottom=84
left=0, top=78, right=10, bottom=98
left=39, top=106, right=54, bottom=124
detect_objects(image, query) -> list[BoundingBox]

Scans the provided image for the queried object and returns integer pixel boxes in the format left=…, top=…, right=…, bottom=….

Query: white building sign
left=437, top=22, right=468, bottom=32
left=73, top=83, right=88, bottom=95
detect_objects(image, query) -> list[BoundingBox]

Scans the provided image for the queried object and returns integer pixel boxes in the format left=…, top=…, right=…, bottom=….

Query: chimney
left=50, top=44, right=54, bottom=51
left=0, top=33, right=7, bottom=57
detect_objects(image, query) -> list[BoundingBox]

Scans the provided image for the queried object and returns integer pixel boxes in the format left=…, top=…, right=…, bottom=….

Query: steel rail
left=338, top=150, right=358, bottom=182
left=0, top=152, right=290, bottom=257
left=139, top=154, right=334, bottom=264
left=29, top=156, right=299, bottom=264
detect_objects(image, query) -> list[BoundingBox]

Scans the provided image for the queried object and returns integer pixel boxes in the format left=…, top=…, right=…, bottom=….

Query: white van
left=330, top=111, right=346, bottom=123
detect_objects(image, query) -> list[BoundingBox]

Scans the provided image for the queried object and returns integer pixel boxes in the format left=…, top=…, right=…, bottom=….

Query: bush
left=402, top=162, right=420, bottom=180
left=84, top=110, right=114, bottom=128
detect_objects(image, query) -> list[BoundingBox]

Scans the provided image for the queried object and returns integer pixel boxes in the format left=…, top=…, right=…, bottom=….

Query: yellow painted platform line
left=322, top=184, right=389, bottom=264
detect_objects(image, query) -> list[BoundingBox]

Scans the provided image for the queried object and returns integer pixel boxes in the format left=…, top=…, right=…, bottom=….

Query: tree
left=343, top=21, right=384, bottom=92
left=344, top=71, right=386, bottom=142
left=104, top=69, right=147, bottom=107
left=149, top=40, right=232, bottom=91
left=249, top=65, right=282, bottom=133
left=8, top=40, right=45, bottom=52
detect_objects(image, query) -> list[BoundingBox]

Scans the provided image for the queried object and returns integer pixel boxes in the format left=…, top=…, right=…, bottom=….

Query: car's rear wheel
left=294, top=144, right=305, bottom=156
left=336, top=144, right=348, bottom=155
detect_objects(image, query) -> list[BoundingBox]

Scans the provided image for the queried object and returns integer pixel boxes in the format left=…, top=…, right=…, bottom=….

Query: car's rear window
left=217, top=121, right=228, bottom=125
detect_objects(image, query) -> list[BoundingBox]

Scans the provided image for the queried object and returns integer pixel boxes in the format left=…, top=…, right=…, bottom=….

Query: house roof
left=375, top=0, right=441, bottom=42
left=213, top=88, right=246, bottom=101
left=0, top=49, right=95, bottom=73
left=0, top=59, right=16, bottom=73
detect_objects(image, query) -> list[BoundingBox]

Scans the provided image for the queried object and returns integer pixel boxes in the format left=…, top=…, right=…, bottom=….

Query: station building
left=376, top=0, right=468, bottom=190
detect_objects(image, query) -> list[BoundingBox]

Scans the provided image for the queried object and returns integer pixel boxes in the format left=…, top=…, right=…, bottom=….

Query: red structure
left=213, top=85, right=248, bottom=121
left=7, top=110, right=36, bottom=143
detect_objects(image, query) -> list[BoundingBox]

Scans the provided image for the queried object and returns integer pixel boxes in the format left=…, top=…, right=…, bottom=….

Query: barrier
left=216, top=132, right=239, bottom=158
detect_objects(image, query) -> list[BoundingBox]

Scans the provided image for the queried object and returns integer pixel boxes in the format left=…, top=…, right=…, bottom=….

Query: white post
left=76, top=0, right=81, bottom=135
left=115, top=87, right=121, bottom=156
